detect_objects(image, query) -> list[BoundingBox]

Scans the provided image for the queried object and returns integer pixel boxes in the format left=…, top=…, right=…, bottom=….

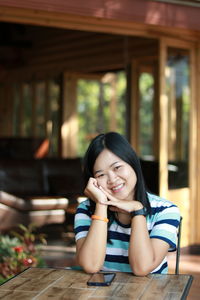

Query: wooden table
left=0, top=267, right=193, bottom=300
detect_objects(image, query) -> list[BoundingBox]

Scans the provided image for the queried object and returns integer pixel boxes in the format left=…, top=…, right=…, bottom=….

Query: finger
left=102, top=200, right=117, bottom=206
left=99, top=186, right=118, bottom=202
left=93, top=180, right=98, bottom=188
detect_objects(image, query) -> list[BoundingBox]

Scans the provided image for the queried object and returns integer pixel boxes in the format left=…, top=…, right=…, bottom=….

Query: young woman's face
left=93, top=149, right=137, bottom=201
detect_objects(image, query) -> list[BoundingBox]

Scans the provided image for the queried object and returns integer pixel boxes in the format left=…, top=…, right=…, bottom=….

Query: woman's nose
left=107, top=171, right=117, bottom=183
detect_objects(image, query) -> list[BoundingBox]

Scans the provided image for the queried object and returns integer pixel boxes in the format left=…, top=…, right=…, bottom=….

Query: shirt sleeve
left=149, top=204, right=181, bottom=251
left=74, top=199, right=92, bottom=242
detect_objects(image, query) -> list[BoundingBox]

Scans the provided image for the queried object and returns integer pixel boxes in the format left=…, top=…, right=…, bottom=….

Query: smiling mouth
left=112, top=183, right=124, bottom=192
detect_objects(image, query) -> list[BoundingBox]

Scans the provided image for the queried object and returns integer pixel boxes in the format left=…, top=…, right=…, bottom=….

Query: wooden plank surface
left=0, top=267, right=193, bottom=300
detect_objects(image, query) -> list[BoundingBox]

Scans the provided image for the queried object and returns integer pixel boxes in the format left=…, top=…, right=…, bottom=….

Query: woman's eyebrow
left=110, top=161, right=121, bottom=167
left=94, top=169, right=102, bottom=176
left=94, top=161, right=121, bottom=175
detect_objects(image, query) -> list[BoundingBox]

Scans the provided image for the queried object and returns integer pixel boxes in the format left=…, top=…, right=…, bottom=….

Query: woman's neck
left=115, top=212, right=131, bottom=225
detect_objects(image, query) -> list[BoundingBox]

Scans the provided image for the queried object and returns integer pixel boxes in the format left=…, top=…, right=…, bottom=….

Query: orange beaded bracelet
left=91, top=215, right=109, bottom=223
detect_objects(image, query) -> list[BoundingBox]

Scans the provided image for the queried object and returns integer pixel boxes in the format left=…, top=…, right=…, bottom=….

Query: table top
left=0, top=267, right=193, bottom=300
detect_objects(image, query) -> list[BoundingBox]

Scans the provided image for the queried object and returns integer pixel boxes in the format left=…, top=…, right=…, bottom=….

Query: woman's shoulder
left=75, top=198, right=92, bottom=220
left=147, top=192, right=177, bottom=207
left=147, top=193, right=180, bottom=225
left=77, top=198, right=90, bottom=208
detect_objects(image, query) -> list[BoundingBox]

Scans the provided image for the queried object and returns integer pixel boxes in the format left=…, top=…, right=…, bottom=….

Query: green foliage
left=139, top=72, right=154, bottom=157
left=77, top=79, right=100, bottom=155
left=77, top=71, right=127, bottom=156
left=0, top=235, right=19, bottom=261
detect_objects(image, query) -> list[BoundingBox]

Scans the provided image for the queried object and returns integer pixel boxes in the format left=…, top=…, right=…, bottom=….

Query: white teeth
left=112, top=184, right=123, bottom=191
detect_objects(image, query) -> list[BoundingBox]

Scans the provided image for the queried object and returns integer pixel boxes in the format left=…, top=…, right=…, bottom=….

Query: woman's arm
left=129, top=215, right=169, bottom=276
left=76, top=203, right=108, bottom=273
left=75, top=178, right=109, bottom=274
left=96, top=187, right=171, bottom=275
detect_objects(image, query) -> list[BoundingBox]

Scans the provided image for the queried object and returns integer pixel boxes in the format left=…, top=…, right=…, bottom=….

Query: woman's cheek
left=96, top=178, right=106, bottom=189
left=96, top=177, right=102, bottom=186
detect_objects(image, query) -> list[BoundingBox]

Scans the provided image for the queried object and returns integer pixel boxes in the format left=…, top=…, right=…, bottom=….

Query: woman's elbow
left=83, top=265, right=101, bottom=274
left=80, top=261, right=101, bottom=274
left=130, top=263, right=150, bottom=276
left=132, top=268, right=149, bottom=276
left=76, top=255, right=101, bottom=274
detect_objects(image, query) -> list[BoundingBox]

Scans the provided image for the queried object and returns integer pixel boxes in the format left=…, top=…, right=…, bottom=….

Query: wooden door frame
left=159, top=37, right=198, bottom=245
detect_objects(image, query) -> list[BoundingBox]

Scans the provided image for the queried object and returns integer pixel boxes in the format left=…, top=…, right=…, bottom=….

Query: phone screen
left=87, top=272, right=116, bottom=286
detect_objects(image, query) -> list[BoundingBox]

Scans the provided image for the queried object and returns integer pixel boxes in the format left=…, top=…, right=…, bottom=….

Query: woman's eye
left=97, top=174, right=105, bottom=178
left=115, top=165, right=121, bottom=170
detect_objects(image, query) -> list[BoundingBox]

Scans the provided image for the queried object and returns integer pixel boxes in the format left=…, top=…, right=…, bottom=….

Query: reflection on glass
left=166, top=49, right=190, bottom=189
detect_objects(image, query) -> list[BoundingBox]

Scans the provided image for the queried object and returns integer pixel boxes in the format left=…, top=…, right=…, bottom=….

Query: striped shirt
left=74, top=192, right=180, bottom=274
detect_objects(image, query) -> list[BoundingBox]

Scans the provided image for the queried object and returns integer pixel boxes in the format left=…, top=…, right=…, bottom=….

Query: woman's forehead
left=93, top=149, right=122, bottom=171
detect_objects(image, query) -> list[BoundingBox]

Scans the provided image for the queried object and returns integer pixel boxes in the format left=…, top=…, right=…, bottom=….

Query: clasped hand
left=84, top=177, right=141, bottom=214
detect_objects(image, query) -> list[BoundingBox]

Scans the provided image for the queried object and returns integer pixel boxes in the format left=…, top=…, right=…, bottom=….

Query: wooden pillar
left=130, top=60, right=139, bottom=152
left=61, top=73, right=78, bottom=158
left=0, top=83, right=14, bottom=135
left=109, top=73, right=117, bottom=131
left=153, top=61, right=159, bottom=160
left=31, top=81, right=36, bottom=137
left=168, top=68, right=176, bottom=161
left=190, top=44, right=199, bottom=244
left=159, top=39, right=168, bottom=198
left=44, top=80, right=50, bottom=137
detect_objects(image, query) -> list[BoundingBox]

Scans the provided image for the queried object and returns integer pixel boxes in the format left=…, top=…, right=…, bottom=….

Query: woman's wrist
left=95, top=202, right=108, bottom=217
left=91, top=215, right=109, bottom=223
left=132, top=201, right=144, bottom=211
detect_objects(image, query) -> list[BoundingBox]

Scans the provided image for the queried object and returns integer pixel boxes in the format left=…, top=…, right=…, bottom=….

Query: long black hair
left=83, top=132, right=151, bottom=217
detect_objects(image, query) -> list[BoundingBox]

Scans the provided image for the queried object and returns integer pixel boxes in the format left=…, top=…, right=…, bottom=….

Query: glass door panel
left=166, top=49, right=190, bottom=190
left=164, top=46, right=191, bottom=247
left=137, top=62, right=159, bottom=195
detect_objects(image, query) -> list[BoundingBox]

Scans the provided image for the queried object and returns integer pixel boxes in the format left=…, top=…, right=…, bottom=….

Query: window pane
left=116, top=71, right=127, bottom=135
left=77, top=71, right=127, bottom=157
left=139, top=72, right=154, bottom=158
left=77, top=79, right=100, bottom=156
left=166, top=49, right=190, bottom=189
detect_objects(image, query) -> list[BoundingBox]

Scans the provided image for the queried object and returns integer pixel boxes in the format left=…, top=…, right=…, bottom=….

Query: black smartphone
left=87, top=272, right=116, bottom=286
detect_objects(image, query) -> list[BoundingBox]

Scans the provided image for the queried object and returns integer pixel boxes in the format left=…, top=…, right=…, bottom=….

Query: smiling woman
left=74, top=132, right=181, bottom=276
left=93, top=149, right=137, bottom=203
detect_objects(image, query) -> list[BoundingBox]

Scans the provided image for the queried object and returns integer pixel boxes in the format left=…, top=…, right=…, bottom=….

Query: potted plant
left=0, top=224, right=47, bottom=284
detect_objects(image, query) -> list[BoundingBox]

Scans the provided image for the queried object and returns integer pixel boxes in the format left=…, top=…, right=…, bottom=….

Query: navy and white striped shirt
left=74, top=192, right=180, bottom=274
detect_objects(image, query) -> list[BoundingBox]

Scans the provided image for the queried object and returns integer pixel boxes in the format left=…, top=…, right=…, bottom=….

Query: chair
left=175, top=216, right=183, bottom=274
left=0, top=191, right=69, bottom=232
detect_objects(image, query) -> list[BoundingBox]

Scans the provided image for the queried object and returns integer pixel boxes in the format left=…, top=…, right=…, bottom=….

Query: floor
left=40, top=234, right=200, bottom=300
